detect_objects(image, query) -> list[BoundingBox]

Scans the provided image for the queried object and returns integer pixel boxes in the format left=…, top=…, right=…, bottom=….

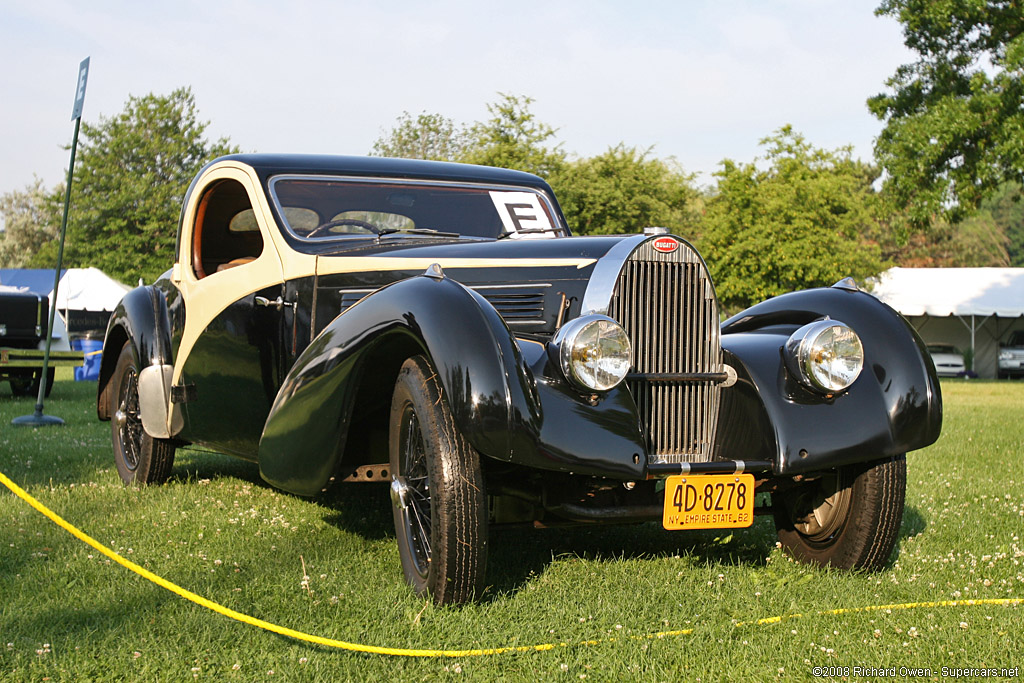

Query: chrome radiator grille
left=606, top=240, right=722, bottom=463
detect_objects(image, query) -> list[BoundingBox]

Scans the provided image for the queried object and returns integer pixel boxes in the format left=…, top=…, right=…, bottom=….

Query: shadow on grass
left=145, top=449, right=929, bottom=602
left=170, top=447, right=265, bottom=487
left=483, top=517, right=779, bottom=600
left=170, top=447, right=396, bottom=542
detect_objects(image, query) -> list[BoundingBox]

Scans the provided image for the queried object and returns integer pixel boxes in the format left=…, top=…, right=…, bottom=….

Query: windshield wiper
left=496, top=227, right=566, bottom=240
left=377, top=228, right=461, bottom=239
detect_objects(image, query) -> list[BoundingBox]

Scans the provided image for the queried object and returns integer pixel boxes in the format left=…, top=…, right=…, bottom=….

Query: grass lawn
left=1, top=373, right=1021, bottom=681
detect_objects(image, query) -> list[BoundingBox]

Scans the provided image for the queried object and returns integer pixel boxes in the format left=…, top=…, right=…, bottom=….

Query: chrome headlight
left=785, top=320, right=864, bottom=394
left=553, top=315, right=632, bottom=392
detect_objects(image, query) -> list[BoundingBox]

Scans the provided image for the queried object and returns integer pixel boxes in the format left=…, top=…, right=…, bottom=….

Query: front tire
left=774, top=455, right=906, bottom=570
left=110, top=344, right=176, bottom=485
left=388, top=355, right=488, bottom=605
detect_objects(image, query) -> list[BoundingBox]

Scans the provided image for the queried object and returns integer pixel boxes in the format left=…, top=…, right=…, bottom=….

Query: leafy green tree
left=981, top=182, right=1024, bottom=266
left=371, top=111, right=468, bottom=161
left=461, top=94, right=566, bottom=179
left=701, top=127, right=886, bottom=313
left=0, top=178, right=62, bottom=268
left=34, top=88, right=237, bottom=283
left=552, top=145, right=702, bottom=236
left=869, top=0, right=1024, bottom=227
left=879, top=181, right=1022, bottom=266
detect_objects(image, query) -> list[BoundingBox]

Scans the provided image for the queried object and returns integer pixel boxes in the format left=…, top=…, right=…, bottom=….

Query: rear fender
left=719, top=286, right=942, bottom=474
left=258, top=272, right=541, bottom=496
left=97, top=286, right=180, bottom=438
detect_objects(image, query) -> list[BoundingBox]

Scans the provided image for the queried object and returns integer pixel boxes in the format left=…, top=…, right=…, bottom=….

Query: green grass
left=1, top=374, right=1021, bottom=681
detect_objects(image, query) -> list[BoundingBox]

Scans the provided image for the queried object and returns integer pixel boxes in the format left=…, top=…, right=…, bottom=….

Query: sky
left=0, top=0, right=913, bottom=200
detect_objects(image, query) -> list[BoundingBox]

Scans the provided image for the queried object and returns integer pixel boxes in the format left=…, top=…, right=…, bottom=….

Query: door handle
left=254, top=296, right=295, bottom=311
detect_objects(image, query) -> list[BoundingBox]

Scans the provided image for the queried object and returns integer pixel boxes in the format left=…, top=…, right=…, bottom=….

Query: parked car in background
left=98, top=154, right=943, bottom=604
left=926, top=344, right=966, bottom=378
left=998, top=331, right=1024, bottom=379
left=1, top=289, right=81, bottom=396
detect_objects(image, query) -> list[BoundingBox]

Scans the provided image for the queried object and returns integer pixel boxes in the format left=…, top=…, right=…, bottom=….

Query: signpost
left=13, top=58, right=90, bottom=427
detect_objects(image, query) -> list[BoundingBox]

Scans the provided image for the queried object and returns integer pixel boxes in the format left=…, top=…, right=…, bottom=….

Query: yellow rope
left=1, top=469, right=1020, bottom=657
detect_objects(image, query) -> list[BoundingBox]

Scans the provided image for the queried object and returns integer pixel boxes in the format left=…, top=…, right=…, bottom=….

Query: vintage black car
left=98, top=154, right=942, bottom=604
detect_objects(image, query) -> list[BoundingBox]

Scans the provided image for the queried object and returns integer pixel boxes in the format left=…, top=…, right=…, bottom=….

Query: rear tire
left=388, top=355, right=487, bottom=605
left=774, top=455, right=906, bottom=570
left=110, top=344, right=176, bottom=485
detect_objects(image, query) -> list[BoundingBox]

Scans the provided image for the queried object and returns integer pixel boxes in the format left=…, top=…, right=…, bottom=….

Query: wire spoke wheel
left=389, top=355, right=487, bottom=605
left=395, top=409, right=432, bottom=578
left=109, top=344, right=175, bottom=486
left=115, top=364, right=143, bottom=471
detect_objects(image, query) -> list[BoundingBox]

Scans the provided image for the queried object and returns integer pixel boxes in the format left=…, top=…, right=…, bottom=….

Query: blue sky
left=0, top=0, right=912, bottom=199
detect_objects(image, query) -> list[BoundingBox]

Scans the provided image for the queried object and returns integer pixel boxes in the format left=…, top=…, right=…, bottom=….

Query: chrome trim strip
left=579, top=234, right=650, bottom=315
left=471, top=283, right=552, bottom=290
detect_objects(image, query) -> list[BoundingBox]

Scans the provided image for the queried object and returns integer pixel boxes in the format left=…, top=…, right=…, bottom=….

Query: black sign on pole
left=13, top=57, right=90, bottom=427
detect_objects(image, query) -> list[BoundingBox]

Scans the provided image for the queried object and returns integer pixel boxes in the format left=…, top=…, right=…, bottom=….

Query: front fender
left=719, top=286, right=942, bottom=474
left=258, top=273, right=541, bottom=496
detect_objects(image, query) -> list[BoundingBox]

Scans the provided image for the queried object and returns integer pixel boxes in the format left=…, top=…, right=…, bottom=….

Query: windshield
left=269, top=175, right=563, bottom=246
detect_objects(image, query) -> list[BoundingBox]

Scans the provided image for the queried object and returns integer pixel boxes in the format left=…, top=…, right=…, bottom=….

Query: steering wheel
left=306, top=218, right=380, bottom=238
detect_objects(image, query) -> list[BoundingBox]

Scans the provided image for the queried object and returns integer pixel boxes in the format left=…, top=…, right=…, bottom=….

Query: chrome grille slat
left=608, top=240, right=722, bottom=464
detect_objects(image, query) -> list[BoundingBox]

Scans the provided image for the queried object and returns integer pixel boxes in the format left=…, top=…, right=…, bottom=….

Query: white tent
left=871, top=267, right=1024, bottom=378
left=0, top=267, right=129, bottom=311
left=0, top=267, right=129, bottom=338
left=52, top=267, right=130, bottom=312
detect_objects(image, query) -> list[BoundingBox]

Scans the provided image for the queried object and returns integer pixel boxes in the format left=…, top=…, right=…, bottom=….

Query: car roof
left=214, top=153, right=552, bottom=190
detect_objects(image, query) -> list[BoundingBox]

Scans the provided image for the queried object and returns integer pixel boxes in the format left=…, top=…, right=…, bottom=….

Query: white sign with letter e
left=489, top=191, right=552, bottom=238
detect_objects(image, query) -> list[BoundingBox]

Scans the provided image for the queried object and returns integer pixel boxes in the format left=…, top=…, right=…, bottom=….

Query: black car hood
left=310, top=233, right=630, bottom=263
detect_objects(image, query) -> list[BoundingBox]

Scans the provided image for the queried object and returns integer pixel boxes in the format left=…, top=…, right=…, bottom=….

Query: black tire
left=110, top=344, right=176, bottom=485
left=388, top=355, right=487, bottom=605
left=9, top=372, right=35, bottom=397
left=10, top=367, right=55, bottom=398
left=774, top=454, right=906, bottom=570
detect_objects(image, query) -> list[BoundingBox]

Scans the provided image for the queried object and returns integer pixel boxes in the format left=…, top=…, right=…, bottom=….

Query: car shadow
left=482, top=517, right=780, bottom=600
left=162, top=453, right=929, bottom=602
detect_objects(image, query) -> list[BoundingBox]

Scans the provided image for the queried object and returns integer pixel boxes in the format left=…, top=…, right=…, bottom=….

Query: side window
left=191, top=179, right=265, bottom=279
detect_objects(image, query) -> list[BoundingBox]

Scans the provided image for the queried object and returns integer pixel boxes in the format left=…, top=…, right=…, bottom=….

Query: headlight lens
left=554, top=315, right=632, bottom=392
left=785, top=320, right=864, bottom=394
left=999, top=350, right=1012, bottom=360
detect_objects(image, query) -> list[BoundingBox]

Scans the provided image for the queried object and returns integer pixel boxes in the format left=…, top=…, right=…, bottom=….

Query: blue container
left=72, top=338, right=103, bottom=381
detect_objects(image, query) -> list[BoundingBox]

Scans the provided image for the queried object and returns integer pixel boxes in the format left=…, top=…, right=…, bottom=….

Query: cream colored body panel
left=153, top=160, right=596, bottom=437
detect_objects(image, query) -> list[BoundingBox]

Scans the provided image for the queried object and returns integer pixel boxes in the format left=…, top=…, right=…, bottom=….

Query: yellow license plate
left=662, top=473, right=755, bottom=530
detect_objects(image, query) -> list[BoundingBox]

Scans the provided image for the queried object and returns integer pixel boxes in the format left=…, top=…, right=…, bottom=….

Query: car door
left=171, top=167, right=290, bottom=459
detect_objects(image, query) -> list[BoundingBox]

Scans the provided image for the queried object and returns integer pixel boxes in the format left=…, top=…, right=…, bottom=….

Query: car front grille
left=606, top=239, right=722, bottom=464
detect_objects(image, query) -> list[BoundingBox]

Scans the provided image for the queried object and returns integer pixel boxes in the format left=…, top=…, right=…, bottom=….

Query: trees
left=371, top=96, right=703, bottom=236
left=552, top=145, right=702, bottom=237
left=370, top=111, right=467, bottom=162
left=35, top=88, right=236, bottom=284
left=700, top=127, right=886, bottom=313
left=0, top=178, right=62, bottom=268
left=869, top=0, right=1024, bottom=227
left=878, top=181, right=1023, bottom=266
left=460, top=94, right=566, bottom=180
